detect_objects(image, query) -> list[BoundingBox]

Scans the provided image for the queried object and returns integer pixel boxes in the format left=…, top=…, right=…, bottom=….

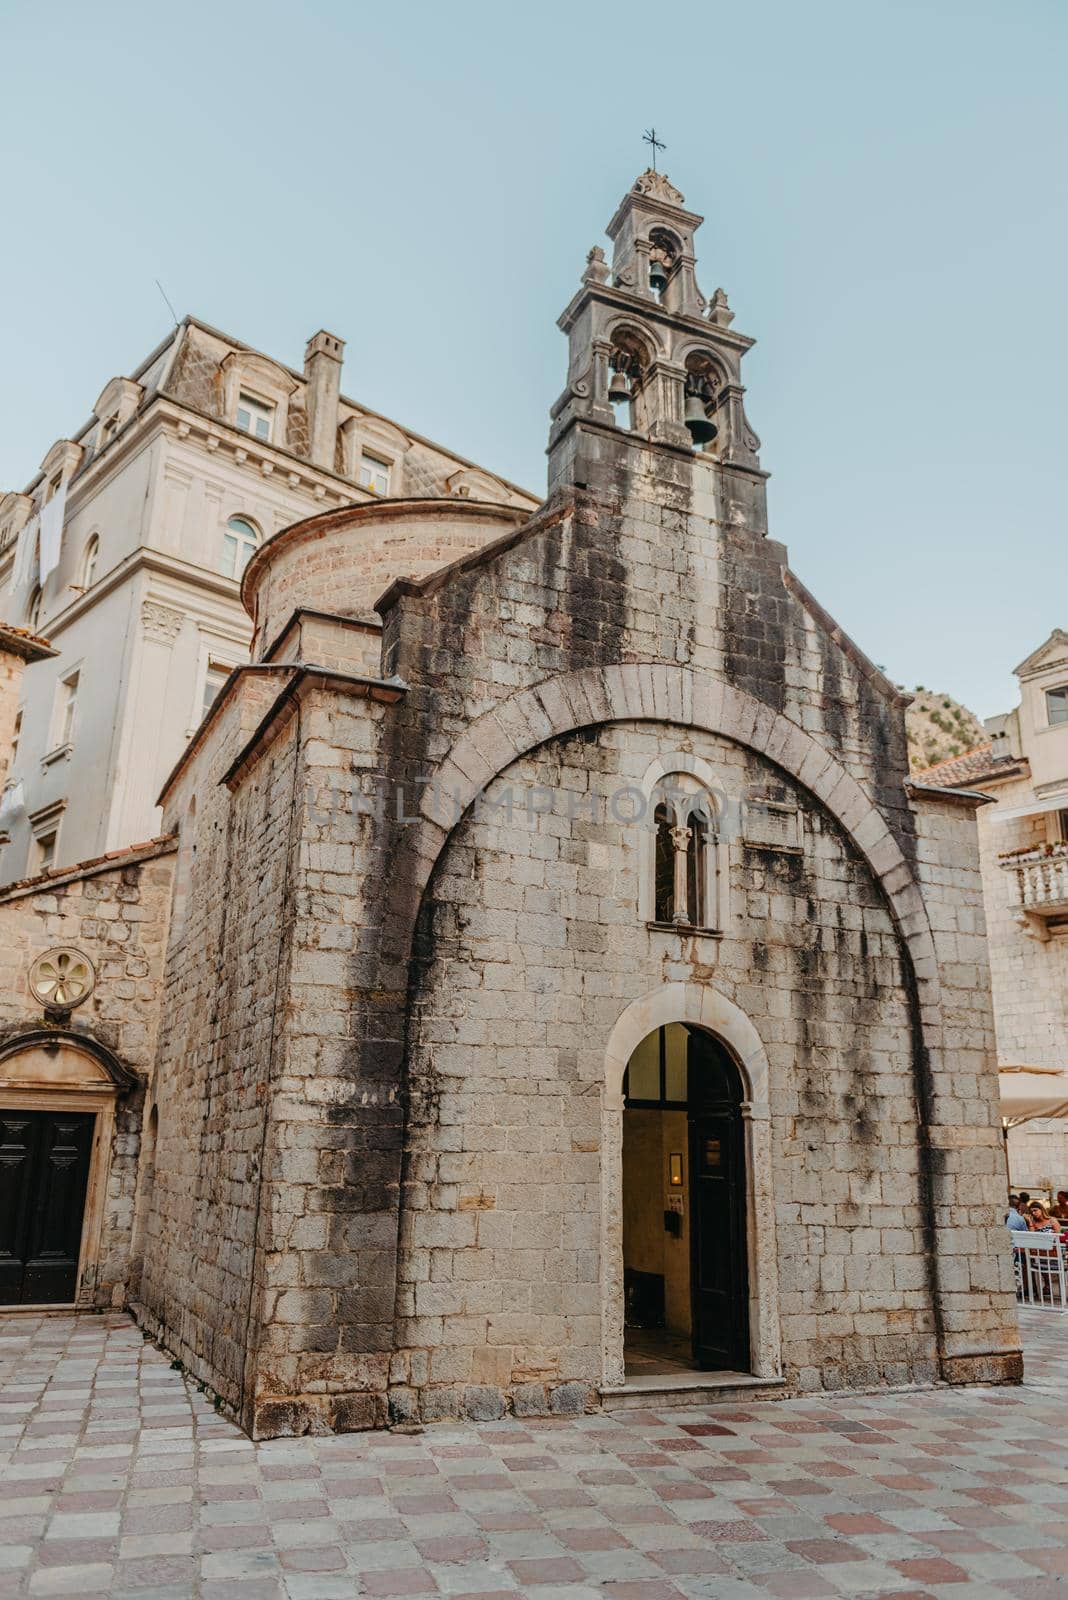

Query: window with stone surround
left=34, top=830, right=57, bottom=872
left=358, top=453, right=391, bottom=495
left=1046, top=685, right=1068, bottom=727
left=200, top=661, right=231, bottom=721
left=220, top=516, right=260, bottom=580
left=81, top=534, right=99, bottom=589
left=235, top=391, right=274, bottom=443
left=53, top=671, right=79, bottom=751
left=647, top=773, right=720, bottom=932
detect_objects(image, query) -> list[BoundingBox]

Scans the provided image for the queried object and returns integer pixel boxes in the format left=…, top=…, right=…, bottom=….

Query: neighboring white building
left=0, top=319, right=536, bottom=882
left=921, top=629, right=1068, bottom=1191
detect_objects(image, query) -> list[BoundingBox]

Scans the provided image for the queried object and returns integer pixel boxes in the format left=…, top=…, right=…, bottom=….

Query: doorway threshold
left=601, top=1370, right=787, bottom=1410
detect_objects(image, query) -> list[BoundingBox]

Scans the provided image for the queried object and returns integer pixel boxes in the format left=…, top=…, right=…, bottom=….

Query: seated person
left=1028, top=1201, right=1056, bottom=1232
left=1007, top=1195, right=1029, bottom=1231
left=1054, top=1190, right=1068, bottom=1222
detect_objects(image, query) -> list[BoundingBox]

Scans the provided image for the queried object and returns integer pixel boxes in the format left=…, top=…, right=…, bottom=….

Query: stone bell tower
left=548, top=168, right=767, bottom=536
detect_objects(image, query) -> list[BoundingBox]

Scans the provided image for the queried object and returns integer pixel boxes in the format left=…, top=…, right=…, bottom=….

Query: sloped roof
left=915, top=742, right=1027, bottom=790
left=1015, top=628, right=1068, bottom=678
left=0, top=623, right=55, bottom=662
left=0, top=835, right=176, bottom=904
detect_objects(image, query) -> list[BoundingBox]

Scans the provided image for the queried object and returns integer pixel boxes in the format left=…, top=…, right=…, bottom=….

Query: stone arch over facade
left=411, top=664, right=940, bottom=1025
left=395, top=662, right=968, bottom=1371
left=601, top=981, right=781, bottom=1388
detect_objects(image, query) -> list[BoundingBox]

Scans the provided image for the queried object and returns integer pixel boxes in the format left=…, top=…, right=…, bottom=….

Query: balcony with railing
left=1000, top=840, right=1068, bottom=922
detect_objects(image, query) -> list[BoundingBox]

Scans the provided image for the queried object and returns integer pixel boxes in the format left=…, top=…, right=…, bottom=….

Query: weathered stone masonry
left=135, top=170, right=1021, bottom=1434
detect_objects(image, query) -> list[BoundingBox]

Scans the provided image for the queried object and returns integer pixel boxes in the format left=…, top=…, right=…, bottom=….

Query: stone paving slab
left=1, top=1309, right=1066, bottom=1597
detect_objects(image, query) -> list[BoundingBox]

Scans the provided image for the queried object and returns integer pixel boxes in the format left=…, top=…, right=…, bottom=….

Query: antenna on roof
left=154, top=279, right=180, bottom=328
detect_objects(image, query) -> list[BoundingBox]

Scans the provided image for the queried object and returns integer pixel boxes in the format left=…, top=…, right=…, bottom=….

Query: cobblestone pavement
left=2, top=1310, right=1067, bottom=1599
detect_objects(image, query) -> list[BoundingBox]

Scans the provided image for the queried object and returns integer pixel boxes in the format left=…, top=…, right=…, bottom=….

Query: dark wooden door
left=0, top=1110, right=94, bottom=1305
left=688, top=1034, right=749, bottom=1371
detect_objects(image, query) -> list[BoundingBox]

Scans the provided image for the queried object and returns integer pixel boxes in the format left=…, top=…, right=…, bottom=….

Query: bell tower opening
left=547, top=166, right=766, bottom=514
left=622, top=1022, right=750, bottom=1378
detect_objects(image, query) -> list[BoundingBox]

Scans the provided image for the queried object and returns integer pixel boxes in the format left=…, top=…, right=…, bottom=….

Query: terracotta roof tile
left=0, top=834, right=177, bottom=902
left=915, top=743, right=1027, bottom=789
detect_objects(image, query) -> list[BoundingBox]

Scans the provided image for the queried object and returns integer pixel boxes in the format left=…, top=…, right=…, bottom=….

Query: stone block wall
left=0, top=839, right=176, bottom=1303
left=396, top=725, right=932, bottom=1413
left=138, top=669, right=304, bottom=1418
left=138, top=421, right=1020, bottom=1433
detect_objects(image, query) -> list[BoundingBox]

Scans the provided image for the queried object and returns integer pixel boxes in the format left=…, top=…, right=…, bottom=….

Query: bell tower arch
left=548, top=168, right=766, bottom=529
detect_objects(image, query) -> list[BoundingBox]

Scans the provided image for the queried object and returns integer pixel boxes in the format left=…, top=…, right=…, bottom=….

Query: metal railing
left=1012, top=1231, right=1068, bottom=1310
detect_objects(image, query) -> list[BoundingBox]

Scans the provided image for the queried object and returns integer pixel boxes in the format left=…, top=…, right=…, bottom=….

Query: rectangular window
left=35, top=831, right=57, bottom=872
left=57, top=672, right=80, bottom=752
left=202, top=663, right=231, bottom=721
left=235, top=392, right=274, bottom=443
left=1058, top=809, right=1068, bottom=843
left=1047, top=686, right=1068, bottom=727
left=10, top=710, right=21, bottom=766
left=358, top=453, right=391, bottom=495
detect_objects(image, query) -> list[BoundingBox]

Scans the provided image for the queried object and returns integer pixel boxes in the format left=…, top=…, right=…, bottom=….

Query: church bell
left=684, top=395, right=717, bottom=446
left=649, top=255, right=669, bottom=294
left=608, top=368, right=632, bottom=405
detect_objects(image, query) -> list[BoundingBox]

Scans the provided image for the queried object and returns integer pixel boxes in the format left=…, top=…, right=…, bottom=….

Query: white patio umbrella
left=999, top=1065, right=1068, bottom=1193
left=1000, top=1065, right=1068, bottom=1127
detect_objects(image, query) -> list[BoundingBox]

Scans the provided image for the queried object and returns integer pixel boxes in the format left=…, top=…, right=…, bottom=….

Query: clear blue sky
left=2, top=0, right=1064, bottom=718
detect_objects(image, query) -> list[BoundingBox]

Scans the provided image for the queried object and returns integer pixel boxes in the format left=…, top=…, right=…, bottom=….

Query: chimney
left=304, top=330, right=345, bottom=471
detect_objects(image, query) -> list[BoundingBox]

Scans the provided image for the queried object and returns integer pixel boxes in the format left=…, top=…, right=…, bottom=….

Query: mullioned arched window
left=640, top=758, right=726, bottom=933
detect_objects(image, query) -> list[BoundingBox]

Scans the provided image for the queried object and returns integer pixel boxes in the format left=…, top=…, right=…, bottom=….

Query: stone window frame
left=28, top=798, right=66, bottom=873
left=188, top=620, right=247, bottom=739
left=638, top=753, right=728, bottom=935
left=358, top=451, right=392, bottom=495
left=79, top=532, right=101, bottom=590
left=219, top=514, right=262, bottom=581
left=219, top=352, right=297, bottom=445
left=1044, top=684, right=1068, bottom=729
left=235, top=391, right=276, bottom=443
left=340, top=414, right=409, bottom=494
left=47, top=666, right=81, bottom=759
left=91, top=377, right=143, bottom=455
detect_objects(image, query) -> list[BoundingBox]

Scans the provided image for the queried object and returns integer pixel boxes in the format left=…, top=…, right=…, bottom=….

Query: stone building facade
left=0, top=172, right=1021, bottom=1431
left=921, top=633, right=1068, bottom=1190
left=0, top=632, right=175, bottom=1310
left=0, top=318, right=534, bottom=883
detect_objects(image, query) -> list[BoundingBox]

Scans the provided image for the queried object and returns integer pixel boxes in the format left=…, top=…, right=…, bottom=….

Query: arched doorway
left=0, top=1031, right=135, bottom=1307
left=622, top=1022, right=749, bottom=1376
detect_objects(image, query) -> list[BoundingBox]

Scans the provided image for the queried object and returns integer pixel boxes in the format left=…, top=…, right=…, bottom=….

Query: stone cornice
left=155, top=661, right=406, bottom=806
left=241, top=496, right=531, bottom=614
left=260, top=606, right=382, bottom=665
left=904, top=779, right=997, bottom=809
left=13, top=545, right=250, bottom=643
left=556, top=280, right=756, bottom=355
left=218, top=665, right=408, bottom=793
left=0, top=834, right=177, bottom=905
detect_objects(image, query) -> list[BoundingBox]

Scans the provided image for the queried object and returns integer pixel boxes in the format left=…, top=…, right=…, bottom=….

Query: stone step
left=599, top=1371, right=788, bottom=1411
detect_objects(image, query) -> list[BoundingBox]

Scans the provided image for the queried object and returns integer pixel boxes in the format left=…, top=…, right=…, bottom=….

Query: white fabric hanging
left=0, top=780, right=24, bottom=830
left=38, top=480, right=67, bottom=584
left=8, top=512, right=38, bottom=595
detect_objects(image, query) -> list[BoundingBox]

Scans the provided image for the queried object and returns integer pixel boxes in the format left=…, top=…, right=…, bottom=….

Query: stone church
left=0, top=170, right=1021, bottom=1434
